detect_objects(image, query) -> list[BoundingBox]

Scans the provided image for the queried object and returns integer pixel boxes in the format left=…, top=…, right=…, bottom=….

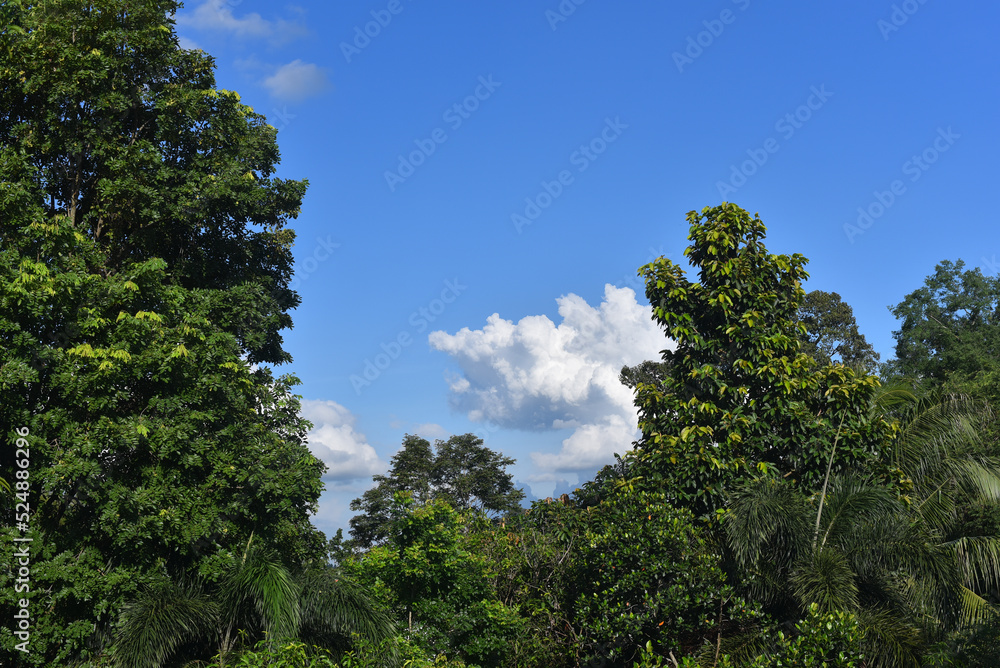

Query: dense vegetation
left=3, top=2, right=1000, bottom=666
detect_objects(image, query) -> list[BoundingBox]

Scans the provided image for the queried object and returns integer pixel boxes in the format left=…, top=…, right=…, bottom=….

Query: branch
left=814, top=418, right=844, bottom=550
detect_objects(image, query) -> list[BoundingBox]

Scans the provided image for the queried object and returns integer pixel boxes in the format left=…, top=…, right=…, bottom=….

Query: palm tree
left=722, top=389, right=1000, bottom=667
left=112, top=538, right=397, bottom=667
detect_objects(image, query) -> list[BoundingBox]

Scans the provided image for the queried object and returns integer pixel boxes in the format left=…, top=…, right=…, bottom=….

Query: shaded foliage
left=797, top=290, right=880, bottom=372
left=348, top=434, right=524, bottom=549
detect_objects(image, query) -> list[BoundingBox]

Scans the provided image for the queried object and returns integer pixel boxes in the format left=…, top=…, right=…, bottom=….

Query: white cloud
left=533, top=413, right=639, bottom=472
left=429, top=285, right=669, bottom=473
left=177, top=35, right=201, bottom=51
left=411, top=423, right=448, bottom=440
left=300, top=400, right=384, bottom=481
left=262, top=60, right=330, bottom=101
left=176, top=0, right=306, bottom=44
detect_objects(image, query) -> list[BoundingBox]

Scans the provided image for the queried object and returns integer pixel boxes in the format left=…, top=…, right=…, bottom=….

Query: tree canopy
left=886, top=259, right=1000, bottom=386
left=627, top=203, right=890, bottom=515
left=348, top=434, right=524, bottom=549
left=4, top=3, right=1000, bottom=664
left=0, top=2, right=328, bottom=663
left=796, top=290, right=880, bottom=372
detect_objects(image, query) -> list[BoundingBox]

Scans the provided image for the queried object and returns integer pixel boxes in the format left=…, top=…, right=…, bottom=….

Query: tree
left=886, top=260, right=1000, bottom=386
left=348, top=434, right=524, bottom=549
left=0, top=2, right=324, bottom=663
left=723, top=391, right=1000, bottom=667
left=796, top=290, right=880, bottom=372
left=113, top=540, right=396, bottom=667
left=570, top=489, right=749, bottom=667
left=346, top=497, right=524, bottom=667
left=620, top=290, right=879, bottom=392
left=627, top=203, right=891, bottom=516
left=885, top=260, right=1000, bottom=447
left=618, top=359, right=671, bottom=392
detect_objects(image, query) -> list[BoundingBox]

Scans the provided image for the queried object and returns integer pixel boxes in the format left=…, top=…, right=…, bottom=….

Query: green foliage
left=743, top=604, right=864, bottom=668
left=722, top=389, right=1000, bottom=666
left=572, top=490, right=748, bottom=667
left=886, top=260, right=1000, bottom=387
left=885, top=259, right=1000, bottom=450
left=112, top=540, right=396, bottom=667
left=332, top=634, right=468, bottom=668
left=630, top=203, right=891, bottom=516
left=206, top=639, right=340, bottom=668
left=347, top=498, right=523, bottom=667
left=349, top=434, right=524, bottom=549
left=475, top=497, right=590, bottom=667
left=797, top=290, right=880, bottom=372
left=0, top=1, right=325, bottom=662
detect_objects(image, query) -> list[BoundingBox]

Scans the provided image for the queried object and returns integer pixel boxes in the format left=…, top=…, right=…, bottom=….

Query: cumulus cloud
left=429, top=285, right=669, bottom=472
left=176, top=0, right=306, bottom=44
left=262, top=60, right=330, bottom=101
left=300, top=399, right=384, bottom=481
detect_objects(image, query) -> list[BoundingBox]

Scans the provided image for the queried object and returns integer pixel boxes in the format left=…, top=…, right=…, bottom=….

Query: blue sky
left=173, top=0, right=1000, bottom=538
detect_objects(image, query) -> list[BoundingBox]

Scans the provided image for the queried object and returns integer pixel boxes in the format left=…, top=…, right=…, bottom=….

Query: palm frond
left=868, top=380, right=917, bottom=420
left=958, top=585, right=999, bottom=628
left=790, top=547, right=859, bottom=613
left=219, top=547, right=301, bottom=642
left=854, top=606, right=924, bottom=668
left=297, top=567, right=396, bottom=649
left=818, top=476, right=899, bottom=550
left=113, top=577, right=219, bottom=668
left=948, top=535, right=1000, bottom=594
left=946, top=457, right=1000, bottom=504
left=724, top=477, right=811, bottom=566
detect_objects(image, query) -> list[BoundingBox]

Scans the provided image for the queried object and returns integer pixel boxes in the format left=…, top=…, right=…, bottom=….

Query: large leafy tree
left=347, top=497, right=524, bottom=667
left=348, top=434, right=524, bottom=549
left=628, top=203, right=892, bottom=516
left=570, top=489, right=748, bottom=666
left=885, top=260, right=1000, bottom=449
left=886, top=260, right=1000, bottom=386
left=796, top=290, right=880, bottom=372
left=0, top=2, right=327, bottom=663
left=619, top=290, right=879, bottom=392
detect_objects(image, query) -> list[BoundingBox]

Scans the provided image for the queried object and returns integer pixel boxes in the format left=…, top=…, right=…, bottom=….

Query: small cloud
left=262, top=60, right=330, bottom=102
left=177, top=35, right=201, bottom=50
left=300, top=399, right=384, bottom=481
left=176, top=0, right=306, bottom=45
left=411, top=423, right=448, bottom=440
